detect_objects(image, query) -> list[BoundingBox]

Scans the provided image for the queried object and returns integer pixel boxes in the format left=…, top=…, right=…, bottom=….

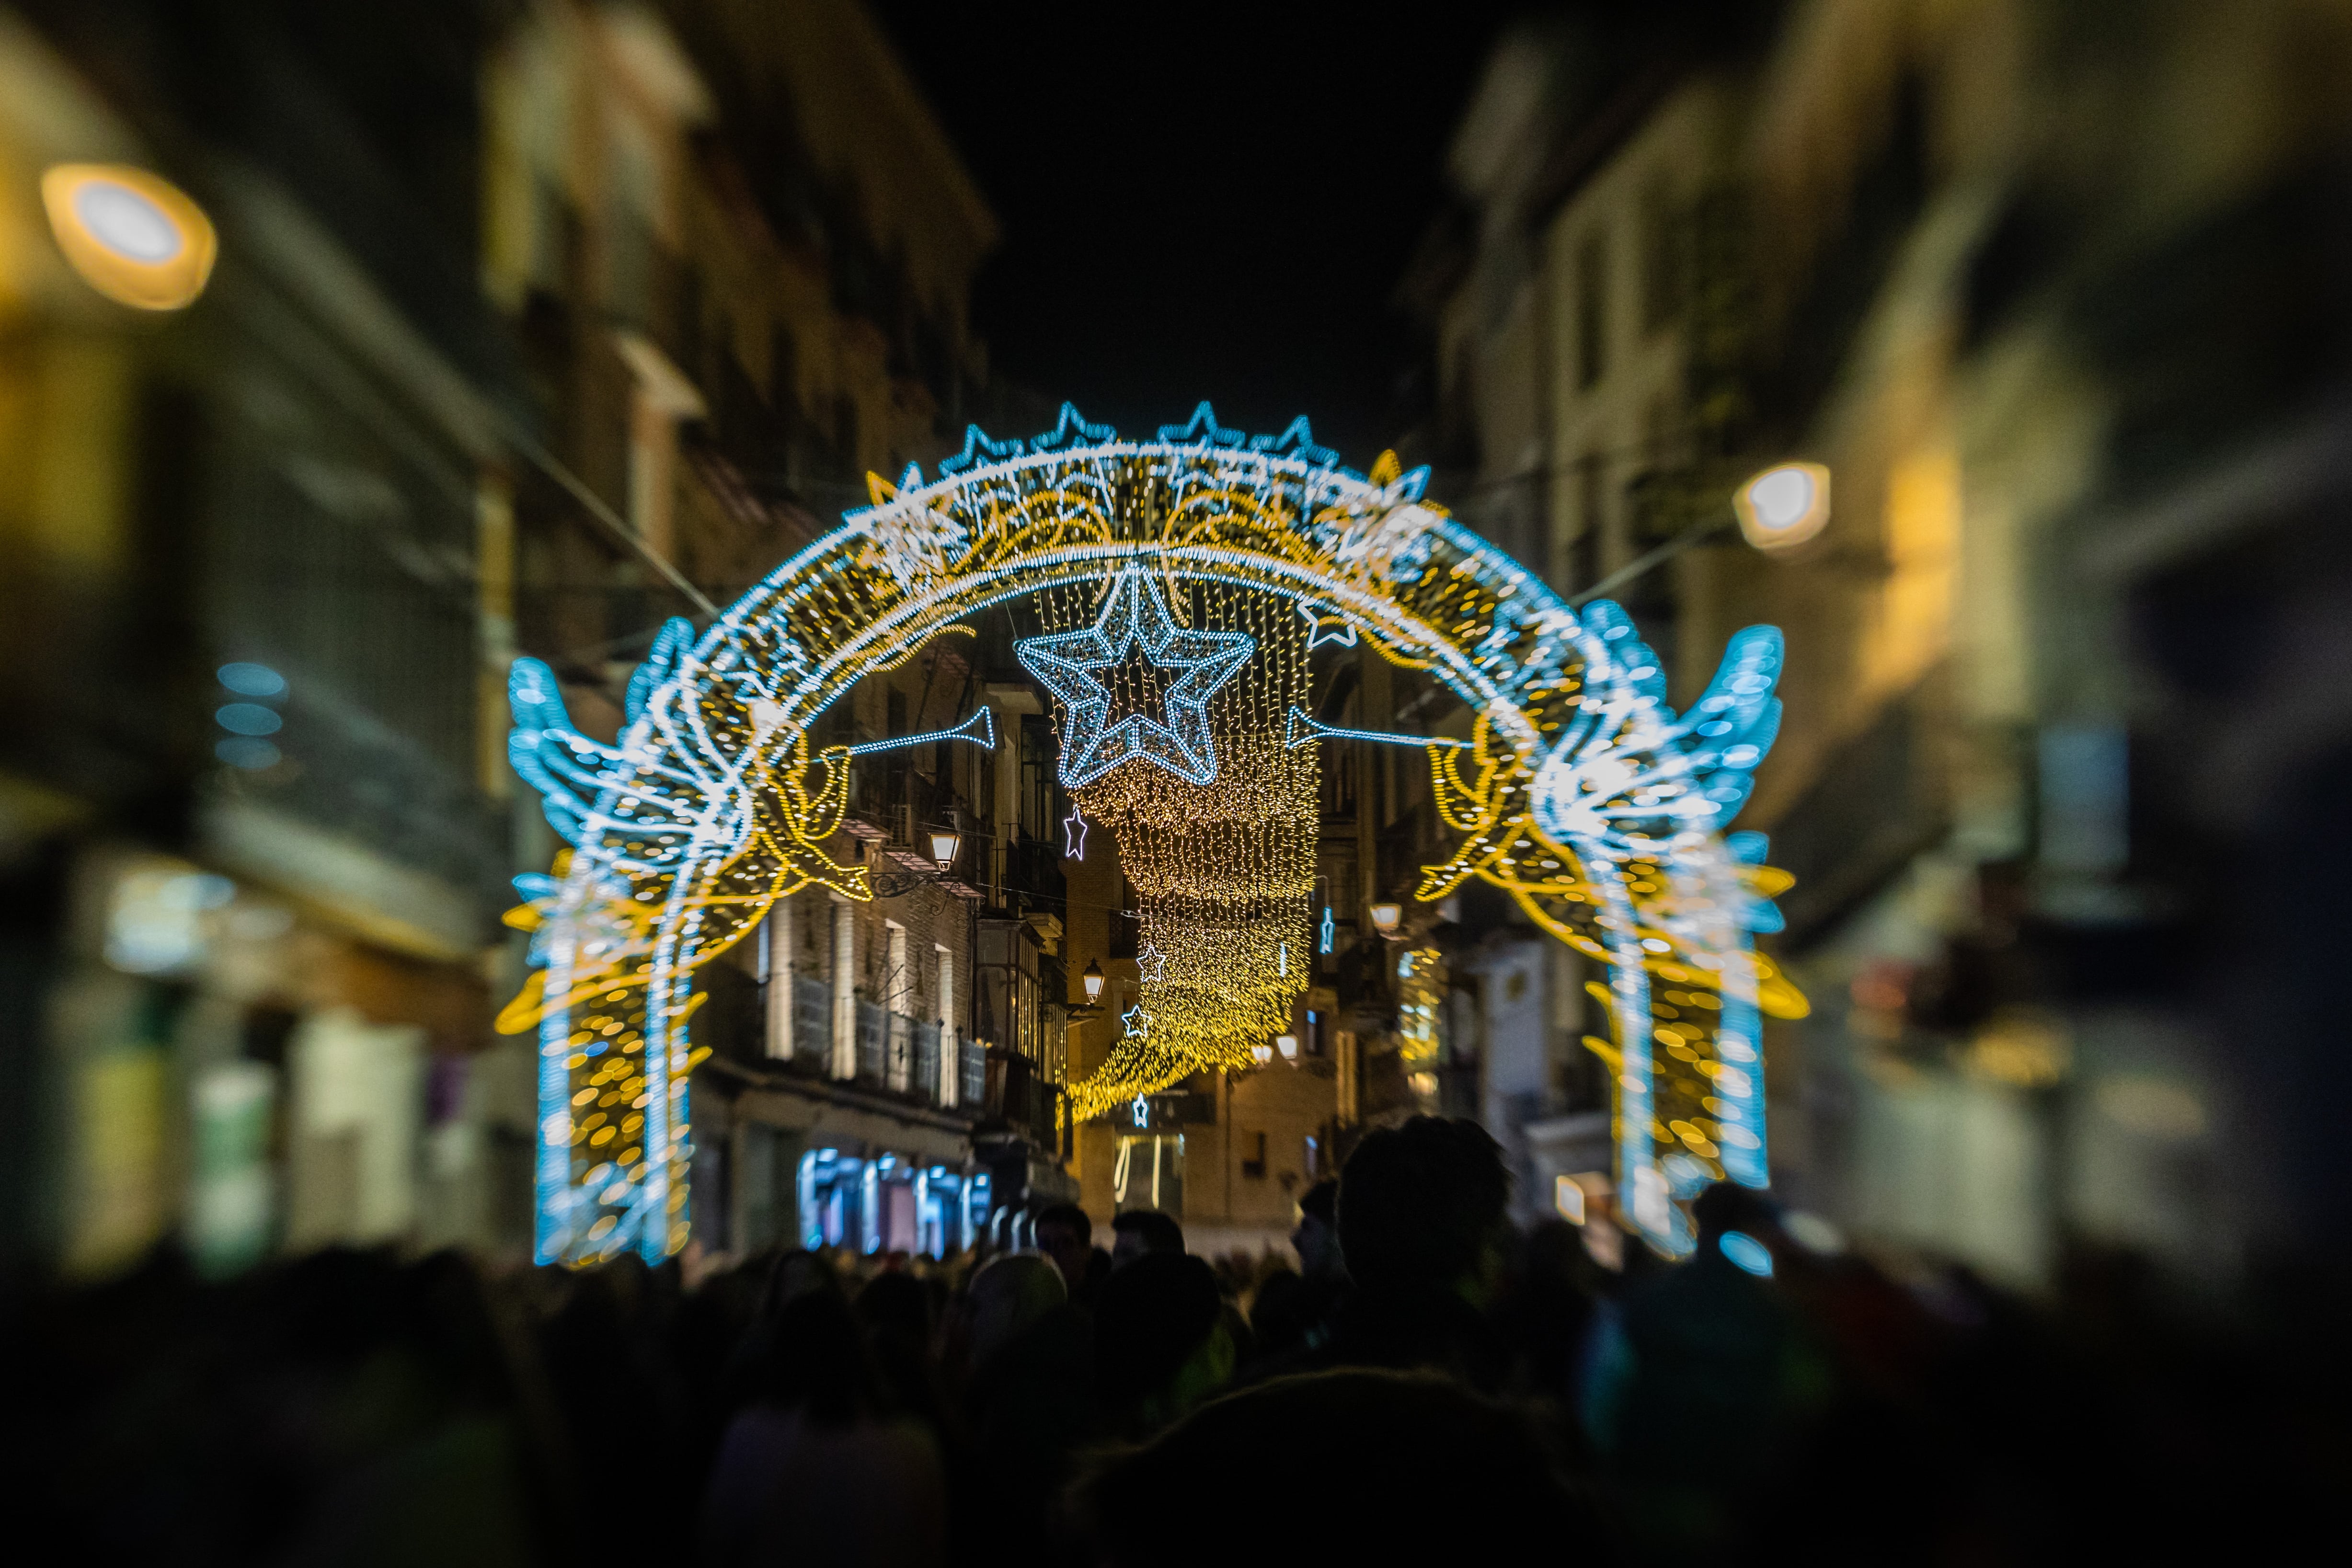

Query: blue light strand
left=845, top=707, right=996, bottom=756
left=1283, top=704, right=1474, bottom=752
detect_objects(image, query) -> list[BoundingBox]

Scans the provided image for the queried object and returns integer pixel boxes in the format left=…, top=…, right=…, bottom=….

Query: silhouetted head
left=1292, top=1179, right=1342, bottom=1276
left=1110, top=1208, right=1184, bottom=1269
left=758, top=1287, right=883, bottom=1421
left=964, top=1252, right=1067, bottom=1371
left=1690, top=1180, right=1777, bottom=1243
left=1094, top=1251, right=1229, bottom=1429
left=758, top=1248, right=838, bottom=1322
left=856, top=1269, right=932, bottom=1344
left=1033, top=1202, right=1093, bottom=1293
left=1337, top=1116, right=1509, bottom=1299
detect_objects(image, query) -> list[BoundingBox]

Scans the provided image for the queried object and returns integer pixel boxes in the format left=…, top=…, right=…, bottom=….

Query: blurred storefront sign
left=42, top=845, right=509, bottom=1280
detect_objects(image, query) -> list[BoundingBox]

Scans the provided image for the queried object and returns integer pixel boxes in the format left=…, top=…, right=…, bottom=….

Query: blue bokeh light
left=1720, top=1230, right=1775, bottom=1277
left=218, top=662, right=286, bottom=698
left=216, top=702, right=282, bottom=736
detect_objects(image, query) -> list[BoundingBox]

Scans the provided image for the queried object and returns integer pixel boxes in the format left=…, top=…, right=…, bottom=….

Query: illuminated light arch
left=500, top=403, right=1806, bottom=1264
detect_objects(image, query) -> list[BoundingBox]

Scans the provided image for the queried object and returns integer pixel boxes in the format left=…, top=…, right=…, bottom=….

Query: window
left=1572, top=455, right=1604, bottom=588
left=769, top=321, right=798, bottom=416
left=1240, top=1130, right=1267, bottom=1180
left=1111, top=876, right=1139, bottom=958
left=1574, top=229, right=1609, bottom=389
left=836, top=393, right=860, bottom=471
left=1641, top=177, right=1685, bottom=333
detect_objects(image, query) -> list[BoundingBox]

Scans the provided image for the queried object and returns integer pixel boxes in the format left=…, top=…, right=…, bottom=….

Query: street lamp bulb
left=1275, top=1033, right=1298, bottom=1062
left=1735, top=461, right=1831, bottom=550
left=1250, top=1042, right=1275, bottom=1066
left=1369, top=902, right=1402, bottom=935
left=928, top=828, right=962, bottom=870
left=1082, top=959, right=1105, bottom=1001
left=41, top=164, right=217, bottom=311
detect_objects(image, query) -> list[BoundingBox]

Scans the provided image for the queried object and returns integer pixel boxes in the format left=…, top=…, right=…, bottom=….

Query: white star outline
left=1062, top=804, right=1089, bottom=859
left=1122, top=1004, right=1151, bottom=1038
left=1136, top=944, right=1168, bottom=984
left=1014, top=566, right=1256, bottom=787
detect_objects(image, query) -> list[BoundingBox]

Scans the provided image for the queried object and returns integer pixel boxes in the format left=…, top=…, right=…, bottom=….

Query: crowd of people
left=18, top=1115, right=2335, bottom=1564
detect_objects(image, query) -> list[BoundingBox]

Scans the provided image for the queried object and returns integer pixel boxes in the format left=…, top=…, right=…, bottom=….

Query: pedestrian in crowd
left=1581, top=1182, right=1827, bottom=1559
left=19, top=1136, right=2299, bottom=1565
left=699, top=1283, right=947, bottom=1568
left=1249, top=1178, right=1349, bottom=1356
left=1091, top=1251, right=1233, bottom=1440
left=1032, top=1202, right=1108, bottom=1309
left=1316, top=1116, right=1514, bottom=1388
left=953, top=1253, right=1093, bottom=1560
left=1107, top=1209, right=1183, bottom=1270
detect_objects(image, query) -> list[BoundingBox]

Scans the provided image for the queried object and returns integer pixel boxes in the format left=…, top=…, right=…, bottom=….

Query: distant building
left=1707, top=0, right=2352, bottom=1291
left=482, top=0, right=1066, bottom=1262
left=1, top=0, right=533, bottom=1281
left=2, top=0, right=1043, bottom=1282
left=1393, top=11, right=1776, bottom=1232
left=1407, top=0, right=2352, bottom=1291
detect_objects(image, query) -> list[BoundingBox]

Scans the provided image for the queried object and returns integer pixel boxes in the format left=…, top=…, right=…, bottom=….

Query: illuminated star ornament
left=1136, top=944, right=1168, bottom=984
left=1122, top=1004, right=1151, bottom=1038
left=1062, top=804, right=1089, bottom=859
left=1015, top=565, right=1255, bottom=786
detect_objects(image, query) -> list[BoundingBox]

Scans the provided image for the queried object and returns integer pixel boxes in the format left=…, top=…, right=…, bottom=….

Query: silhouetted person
left=1498, top=1219, right=1601, bottom=1408
left=1073, top=1368, right=1615, bottom=1566
left=1253, top=1179, right=1349, bottom=1356
left=857, top=1271, right=952, bottom=1440
left=957, top=1254, right=1092, bottom=1561
left=1320, top=1116, right=1512, bottom=1388
left=1582, top=1182, right=1825, bottom=1559
left=1033, top=1202, right=1107, bottom=1307
left=1093, top=1251, right=1233, bottom=1439
left=1108, top=1208, right=1183, bottom=1270
left=699, top=1289, right=946, bottom=1568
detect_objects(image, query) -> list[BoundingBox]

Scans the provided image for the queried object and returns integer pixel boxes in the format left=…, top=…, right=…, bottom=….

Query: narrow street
left=6, top=2, right=2350, bottom=1561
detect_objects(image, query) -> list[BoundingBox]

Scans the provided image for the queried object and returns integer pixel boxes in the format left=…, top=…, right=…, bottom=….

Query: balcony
left=724, top=973, right=984, bottom=1116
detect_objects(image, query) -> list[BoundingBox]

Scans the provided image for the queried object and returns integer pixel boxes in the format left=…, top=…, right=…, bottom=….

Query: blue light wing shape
left=508, top=657, right=703, bottom=849
left=1677, top=625, right=1784, bottom=821
left=626, top=617, right=696, bottom=725
left=1531, top=622, right=1785, bottom=847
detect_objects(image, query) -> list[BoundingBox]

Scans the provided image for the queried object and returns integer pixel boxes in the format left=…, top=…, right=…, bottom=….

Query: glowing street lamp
left=1082, top=959, right=1105, bottom=1003
left=928, top=824, right=962, bottom=871
left=1274, top=1033, right=1298, bottom=1063
left=42, top=164, right=217, bottom=310
left=1368, top=902, right=1402, bottom=937
left=1735, top=461, right=1831, bottom=551
left=1250, top=1042, right=1275, bottom=1067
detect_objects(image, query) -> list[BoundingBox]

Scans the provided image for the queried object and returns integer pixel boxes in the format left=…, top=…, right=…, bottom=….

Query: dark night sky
left=872, top=1, right=1526, bottom=464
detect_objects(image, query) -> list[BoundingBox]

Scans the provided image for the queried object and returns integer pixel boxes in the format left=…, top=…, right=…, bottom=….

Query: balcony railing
left=751, top=976, right=983, bottom=1114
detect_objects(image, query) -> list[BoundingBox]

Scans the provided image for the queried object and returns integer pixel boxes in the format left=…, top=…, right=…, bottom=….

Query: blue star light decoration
left=1122, top=1004, right=1151, bottom=1039
left=1014, top=565, right=1255, bottom=787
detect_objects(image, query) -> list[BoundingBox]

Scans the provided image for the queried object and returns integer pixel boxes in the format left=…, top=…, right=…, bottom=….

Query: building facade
left=1408, top=0, right=2352, bottom=1291
left=482, top=0, right=1069, bottom=1265
left=5, top=0, right=1041, bottom=1283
